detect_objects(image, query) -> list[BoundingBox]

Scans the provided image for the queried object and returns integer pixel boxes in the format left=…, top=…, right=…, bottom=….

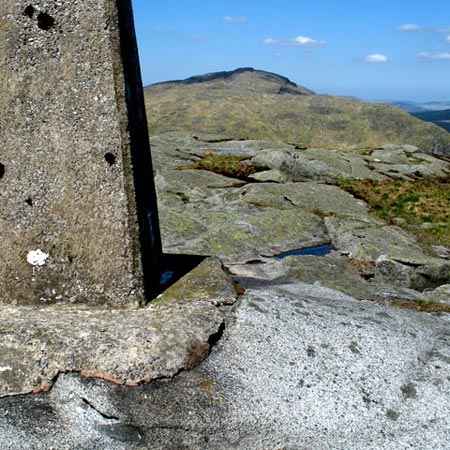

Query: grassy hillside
left=144, top=68, right=450, bottom=154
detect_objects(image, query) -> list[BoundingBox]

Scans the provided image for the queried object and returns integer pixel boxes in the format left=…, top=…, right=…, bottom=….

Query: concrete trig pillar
left=0, top=0, right=162, bottom=306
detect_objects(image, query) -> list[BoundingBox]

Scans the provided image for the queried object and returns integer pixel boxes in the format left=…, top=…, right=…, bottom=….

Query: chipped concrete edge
left=0, top=257, right=238, bottom=398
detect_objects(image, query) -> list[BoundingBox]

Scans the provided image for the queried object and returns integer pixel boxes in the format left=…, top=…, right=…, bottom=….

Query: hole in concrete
left=25, top=197, right=33, bottom=206
left=23, top=5, right=35, bottom=18
left=104, top=152, right=116, bottom=166
left=37, top=12, right=55, bottom=30
left=67, top=255, right=74, bottom=263
left=0, top=163, right=4, bottom=180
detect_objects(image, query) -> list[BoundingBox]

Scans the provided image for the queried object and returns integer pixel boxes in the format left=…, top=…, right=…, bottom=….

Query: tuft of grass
left=338, top=176, right=450, bottom=248
left=391, top=299, right=450, bottom=313
left=186, top=153, right=265, bottom=179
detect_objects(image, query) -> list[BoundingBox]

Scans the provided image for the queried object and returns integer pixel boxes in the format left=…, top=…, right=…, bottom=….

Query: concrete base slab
left=0, top=258, right=236, bottom=397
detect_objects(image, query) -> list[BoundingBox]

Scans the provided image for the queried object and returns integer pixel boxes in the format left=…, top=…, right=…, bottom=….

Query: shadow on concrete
left=148, top=254, right=206, bottom=302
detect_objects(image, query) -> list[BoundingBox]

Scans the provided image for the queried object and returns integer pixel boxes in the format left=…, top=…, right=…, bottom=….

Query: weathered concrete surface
left=0, top=0, right=161, bottom=306
left=0, top=258, right=236, bottom=397
left=1, top=283, right=450, bottom=449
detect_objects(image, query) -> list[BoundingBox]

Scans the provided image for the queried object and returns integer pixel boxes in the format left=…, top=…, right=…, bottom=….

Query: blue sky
left=131, top=0, right=450, bottom=102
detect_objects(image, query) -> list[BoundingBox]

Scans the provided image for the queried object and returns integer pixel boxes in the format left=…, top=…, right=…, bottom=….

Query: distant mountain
left=144, top=68, right=450, bottom=155
left=152, top=67, right=315, bottom=97
left=390, top=101, right=450, bottom=114
left=412, top=109, right=450, bottom=133
left=389, top=102, right=429, bottom=113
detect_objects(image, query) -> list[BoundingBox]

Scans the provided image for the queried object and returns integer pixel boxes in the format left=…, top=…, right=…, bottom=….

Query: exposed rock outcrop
left=153, top=132, right=450, bottom=297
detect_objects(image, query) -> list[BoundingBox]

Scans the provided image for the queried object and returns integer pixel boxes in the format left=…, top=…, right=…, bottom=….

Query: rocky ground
left=153, top=132, right=450, bottom=301
left=1, top=133, right=450, bottom=449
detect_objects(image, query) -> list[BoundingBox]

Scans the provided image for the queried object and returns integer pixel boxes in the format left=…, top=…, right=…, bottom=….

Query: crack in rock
left=81, top=397, right=120, bottom=421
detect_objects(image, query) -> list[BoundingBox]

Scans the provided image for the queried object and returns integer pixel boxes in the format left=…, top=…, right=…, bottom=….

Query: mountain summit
left=151, top=67, right=315, bottom=96
left=145, top=68, right=450, bottom=155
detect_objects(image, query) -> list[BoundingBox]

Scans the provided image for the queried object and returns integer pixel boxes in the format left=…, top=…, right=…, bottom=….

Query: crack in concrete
left=81, top=397, right=119, bottom=421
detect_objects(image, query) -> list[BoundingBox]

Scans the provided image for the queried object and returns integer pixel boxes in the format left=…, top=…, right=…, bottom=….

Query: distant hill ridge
left=412, top=109, right=450, bottom=133
left=392, top=101, right=450, bottom=113
left=144, top=67, right=450, bottom=155
left=150, top=67, right=315, bottom=96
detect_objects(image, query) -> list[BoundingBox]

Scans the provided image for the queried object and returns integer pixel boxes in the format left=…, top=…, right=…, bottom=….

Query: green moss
left=151, top=258, right=235, bottom=307
left=153, top=279, right=219, bottom=307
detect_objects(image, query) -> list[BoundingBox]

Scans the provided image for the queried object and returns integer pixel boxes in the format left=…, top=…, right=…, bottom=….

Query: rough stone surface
left=324, top=217, right=450, bottom=289
left=250, top=144, right=449, bottom=182
left=0, top=257, right=235, bottom=397
left=2, top=283, right=450, bottom=449
left=237, top=182, right=368, bottom=216
left=0, top=0, right=161, bottom=306
left=425, top=284, right=450, bottom=305
left=156, top=168, right=329, bottom=263
left=228, top=254, right=428, bottom=304
left=325, top=217, right=431, bottom=263
left=152, top=132, right=449, bottom=286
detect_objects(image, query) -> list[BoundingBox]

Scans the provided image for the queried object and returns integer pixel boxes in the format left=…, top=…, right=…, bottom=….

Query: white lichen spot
left=376, top=254, right=389, bottom=265
left=27, top=249, right=49, bottom=267
left=0, top=366, right=12, bottom=373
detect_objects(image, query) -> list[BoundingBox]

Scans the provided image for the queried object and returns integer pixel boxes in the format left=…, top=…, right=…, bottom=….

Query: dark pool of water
left=247, top=244, right=334, bottom=265
left=275, top=244, right=334, bottom=259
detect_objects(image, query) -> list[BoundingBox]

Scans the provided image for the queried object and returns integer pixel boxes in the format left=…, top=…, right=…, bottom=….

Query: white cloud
left=262, top=35, right=326, bottom=47
left=363, top=53, right=388, bottom=63
left=263, top=38, right=277, bottom=45
left=223, top=15, right=247, bottom=24
left=397, top=23, right=426, bottom=32
left=418, top=51, right=450, bottom=60
left=291, top=35, right=326, bottom=46
left=447, top=35, right=450, bottom=43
